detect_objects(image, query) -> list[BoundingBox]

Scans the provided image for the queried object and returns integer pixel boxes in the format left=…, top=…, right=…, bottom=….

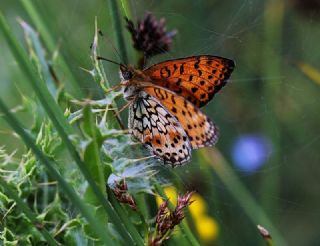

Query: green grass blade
left=200, top=148, right=287, bottom=246
left=107, top=187, right=147, bottom=245
left=82, top=104, right=109, bottom=233
left=0, top=178, right=59, bottom=246
left=0, top=11, right=74, bottom=135
left=0, top=99, right=115, bottom=246
left=19, top=0, right=85, bottom=97
left=107, top=0, right=129, bottom=64
left=82, top=105, right=106, bottom=190
left=260, top=0, right=284, bottom=215
left=120, top=0, right=132, bottom=19
left=18, top=18, right=58, bottom=96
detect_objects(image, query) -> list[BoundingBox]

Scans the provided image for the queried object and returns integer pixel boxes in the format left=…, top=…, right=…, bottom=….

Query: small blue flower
left=231, top=134, right=273, bottom=172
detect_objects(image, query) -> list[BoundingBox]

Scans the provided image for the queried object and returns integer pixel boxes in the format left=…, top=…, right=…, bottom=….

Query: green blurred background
left=1, top=0, right=320, bottom=245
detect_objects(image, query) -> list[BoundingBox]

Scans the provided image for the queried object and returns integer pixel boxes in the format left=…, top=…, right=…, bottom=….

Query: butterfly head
left=120, top=65, right=144, bottom=100
left=120, top=64, right=135, bottom=80
left=120, top=64, right=148, bottom=82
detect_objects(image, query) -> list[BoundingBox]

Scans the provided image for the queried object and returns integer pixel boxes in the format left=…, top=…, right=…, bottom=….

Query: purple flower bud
left=125, top=12, right=176, bottom=59
left=231, top=134, right=273, bottom=172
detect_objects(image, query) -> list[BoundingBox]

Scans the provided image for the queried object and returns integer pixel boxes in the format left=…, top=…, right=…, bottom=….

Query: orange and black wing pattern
left=143, top=55, right=235, bottom=107
left=144, top=87, right=219, bottom=149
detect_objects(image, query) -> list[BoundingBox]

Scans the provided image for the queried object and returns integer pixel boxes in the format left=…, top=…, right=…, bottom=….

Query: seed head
left=125, top=12, right=176, bottom=58
left=149, top=191, right=194, bottom=246
left=111, top=179, right=137, bottom=211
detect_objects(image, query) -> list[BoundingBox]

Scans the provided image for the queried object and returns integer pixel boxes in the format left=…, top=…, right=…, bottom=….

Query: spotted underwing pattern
left=128, top=91, right=192, bottom=166
left=121, top=55, right=235, bottom=167
left=144, top=87, right=218, bottom=149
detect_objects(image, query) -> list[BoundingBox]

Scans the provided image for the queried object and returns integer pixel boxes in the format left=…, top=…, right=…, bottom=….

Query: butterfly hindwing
left=144, top=87, right=219, bottom=149
left=129, top=91, right=192, bottom=166
left=143, top=55, right=235, bottom=107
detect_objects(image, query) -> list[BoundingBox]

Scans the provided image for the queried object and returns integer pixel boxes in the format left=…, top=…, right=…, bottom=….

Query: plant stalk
left=107, top=0, right=129, bottom=64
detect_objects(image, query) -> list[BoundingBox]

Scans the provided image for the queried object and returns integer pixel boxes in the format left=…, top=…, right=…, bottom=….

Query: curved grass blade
left=107, top=187, right=148, bottom=245
left=19, top=0, right=85, bottom=97
left=200, top=148, right=287, bottom=246
left=0, top=11, right=73, bottom=135
left=18, top=18, right=58, bottom=97
left=260, top=0, right=284, bottom=217
left=107, top=0, right=129, bottom=64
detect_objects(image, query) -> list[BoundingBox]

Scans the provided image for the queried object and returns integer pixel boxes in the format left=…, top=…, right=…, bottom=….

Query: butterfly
left=120, top=55, right=235, bottom=167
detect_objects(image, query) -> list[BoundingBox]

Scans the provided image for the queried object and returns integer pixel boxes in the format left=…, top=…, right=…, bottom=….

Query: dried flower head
left=125, top=12, right=177, bottom=58
left=170, top=191, right=194, bottom=227
left=149, top=191, right=194, bottom=246
left=111, top=179, right=137, bottom=211
left=156, top=200, right=169, bottom=225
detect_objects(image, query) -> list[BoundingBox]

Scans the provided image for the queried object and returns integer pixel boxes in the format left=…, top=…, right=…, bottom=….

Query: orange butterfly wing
left=144, top=87, right=219, bottom=149
left=143, top=55, right=235, bottom=107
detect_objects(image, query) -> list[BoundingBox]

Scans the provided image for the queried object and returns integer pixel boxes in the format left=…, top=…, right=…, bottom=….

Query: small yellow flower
left=189, top=193, right=207, bottom=217
left=156, top=186, right=177, bottom=205
left=298, top=62, right=320, bottom=85
left=195, top=216, right=219, bottom=241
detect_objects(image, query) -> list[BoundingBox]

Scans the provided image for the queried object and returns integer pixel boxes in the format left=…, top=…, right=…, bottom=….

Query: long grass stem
left=19, top=0, right=85, bottom=97
left=107, top=0, right=129, bottom=64
left=260, top=0, right=285, bottom=218
left=200, top=148, right=287, bottom=246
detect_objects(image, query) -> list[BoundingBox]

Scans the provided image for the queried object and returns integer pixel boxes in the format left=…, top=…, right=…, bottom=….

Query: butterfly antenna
left=96, top=56, right=122, bottom=66
left=96, top=56, right=129, bottom=75
left=98, top=30, right=123, bottom=64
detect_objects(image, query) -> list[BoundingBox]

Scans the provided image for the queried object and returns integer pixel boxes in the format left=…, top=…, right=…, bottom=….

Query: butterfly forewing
left=129, top=91, right=192, bottom=166
left=144, top=55, right=235, bottom=107
left=144, top=87, right=219, bottom=149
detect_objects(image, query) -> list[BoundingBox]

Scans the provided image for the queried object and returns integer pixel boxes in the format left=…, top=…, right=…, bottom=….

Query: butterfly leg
left=111, top=98, right=136, bottom=129
left=104, top=84, right=122, bottom=94
left=117, top=99, right=135, bottom=114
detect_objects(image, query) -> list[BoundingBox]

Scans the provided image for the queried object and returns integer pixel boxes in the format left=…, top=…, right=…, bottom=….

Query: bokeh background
left=1, top=0, right=320, bottom=245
